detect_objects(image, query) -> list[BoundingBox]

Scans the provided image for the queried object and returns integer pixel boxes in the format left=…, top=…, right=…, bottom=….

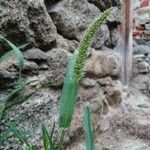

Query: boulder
left=134, top=6, right=150, bottom=25
left=97, top=77, right=112, bottom=86
left=137, top=61, right=150, bottom=73
left=105, top=28, right=120, bottom=48
left=0, top=88, right=61, bottom=150
left=24, top=48, right=47, bottom=61
left=56, top=34, right=79, bottom=53
left=87, top=0, right=121, bottom=11
left=47, top=48, right=70, bottom=87
left=80, top=78, right=97, bottom=88
left=105, top=80, right=122, bottom=106
left=85, top=51, right=122, bottom=78
left=0, top=0, right=57, bottom=50
left=107, top=7, right=122, bottom=23
left=49, top=0, right=110, bottom=49
left=92, top=25, right=110, bottom=49
left=133, top=74, right=150, bottom=91
left=145, top=24, right=150, bottom=30
left=133, top=45, right=150, bottom=55
left=0, top=68, right=17, bottom=89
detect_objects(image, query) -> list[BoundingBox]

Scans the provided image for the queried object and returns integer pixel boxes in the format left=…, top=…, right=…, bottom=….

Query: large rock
left=92, top=25, right=110, bottom=49
left=0, top=68, right=17, bottom=89
left=80, top=78, right=97, bottom=88
left=46, top=48, right=70, bottom=87
left=56, top=34, right=79, bottom=53
left=0, top=0, right=57, bottom=50
left=105, top=28, right=120, bottom=48
left=134, top=6, right=150, bottom=25
left=85, top=51, right=122, bottom=78
left=136, top=62, right=150, bottom=73
left=106, top=7, right=122, bottom=23
left=24, top=48, right=47, bottom=61
left=105, top=80, right=122, bottom=106
left=133, top=45, right=150, bottom=55
left=0, top=88, right=61, bottom=150
left=49, top=0, right=110, bottom=49
left=133, top=74, right=150, bottom=91
left=133, top=54, right=150, bottom=76
left=87, top=0, right=121, bottom=11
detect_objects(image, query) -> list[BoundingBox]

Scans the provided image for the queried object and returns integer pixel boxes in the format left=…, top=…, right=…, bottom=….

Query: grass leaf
left=0, top=43, right=28, bottom=64
left=60, top=8, right=112, bottom=129
left=9, top=125, right=32, bottom=150
left=0, top=80, right=37, bottom=119
left=0, top=127, right=13, bottom=144
left=0, top=36, right=24, bottom=80
left=84, top=106, right=96, bottom=150
left=59, top=51, right=79, bottom=129
left=137, top=103, right=150, bottom=108
left=0, top=50, right=14, bottom=64
left=41, top=124, right=54, bottom=150
left=50, top=121, right=55, bottom=139
left=0, top=118, right=30, bottom=145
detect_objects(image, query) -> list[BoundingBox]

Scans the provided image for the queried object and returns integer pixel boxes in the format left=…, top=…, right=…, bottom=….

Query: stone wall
left=132, top=2, right=150, bottom=95
left=0, top=0, right=123, bottom=149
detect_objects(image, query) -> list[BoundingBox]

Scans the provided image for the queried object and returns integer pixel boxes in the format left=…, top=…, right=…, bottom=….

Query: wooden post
left=122, top=0, right=133, bottom=84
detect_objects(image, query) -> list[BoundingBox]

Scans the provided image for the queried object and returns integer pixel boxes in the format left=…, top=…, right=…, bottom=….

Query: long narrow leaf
left=137, top=103, right=150, bottom=108
left=0, top=116, right=29, bottom=144
left=0, top=80, right=37, bottom=119
left=5, top=80, right=36, bottom=103
left=0, top=127, right=13, bottom=144
left=59, top=8, right=112, bottom=129
left=0, top=43, right=28, bottom=64
left=84, top=106, right=96, bottom=150
left=41, top=124, right=54, bottom=150
left=9, top=125, right=32, bottom=150
left=59, top=51, right=79, bottom=128
left=50, top=121, right=55, bottom=139
left=0, top=36, right=24, bottom=80
left=17, top=43, right=29, bottom=50
left=0, top=50, right=14, bottom=64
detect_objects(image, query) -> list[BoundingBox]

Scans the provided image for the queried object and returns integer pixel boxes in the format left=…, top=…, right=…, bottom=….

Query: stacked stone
left=132, top=1, right=150, bottom=95
left=0, top=0, right=123, bottom=149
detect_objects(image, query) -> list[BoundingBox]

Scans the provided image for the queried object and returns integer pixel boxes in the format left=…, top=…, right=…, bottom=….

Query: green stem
left=58, top=129, right=66, bottom=150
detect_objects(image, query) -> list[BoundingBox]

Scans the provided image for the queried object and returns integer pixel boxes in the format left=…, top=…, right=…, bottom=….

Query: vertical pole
left=122, top=0, right=133, bottom=84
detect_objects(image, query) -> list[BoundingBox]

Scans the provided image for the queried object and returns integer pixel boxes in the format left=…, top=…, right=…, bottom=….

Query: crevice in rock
left=87, top=0, right=121, bottom=11
left=49, top=12, right=79, bottom=41
left=44, top=0, right=61, bottom=9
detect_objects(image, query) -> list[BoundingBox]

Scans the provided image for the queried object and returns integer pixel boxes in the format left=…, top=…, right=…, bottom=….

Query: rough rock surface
left=2, top=0, right=150, bottom=150
left=0, top=0, right=57, bottom=50
left=24, top=48, right=47, bottom=61
left=133, top=45, right=150, bottom=55
left=0, top=88, right=61, bottom=150
left=48, top=0, right=110, bottom=49
left=87, top=0, right=121, bottom=11
left=46, top=48, right=70, bottom=87
left=134, top=6, right=150, bottom=25
left=85, top=51, right=122, bottom=78
left=0, top=76, right=124, bottom=150
left=132, top=40, right=150, bottom=96
left=67, top=87, right=150, bottom=150
left=55, top=34, right=79, bottom=53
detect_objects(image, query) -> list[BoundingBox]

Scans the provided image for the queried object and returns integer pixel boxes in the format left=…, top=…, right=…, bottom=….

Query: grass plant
left=0, top=8, right=112, bottom=150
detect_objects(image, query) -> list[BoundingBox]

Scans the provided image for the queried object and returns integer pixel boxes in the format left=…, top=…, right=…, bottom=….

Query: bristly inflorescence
left=73, top=8, right=112, bottom=79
